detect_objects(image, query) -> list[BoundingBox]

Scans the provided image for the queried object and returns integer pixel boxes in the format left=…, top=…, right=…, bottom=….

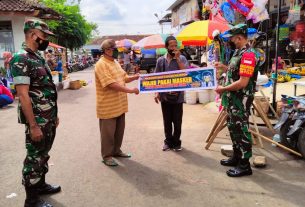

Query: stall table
left=293, top=81, right=305, bottom=96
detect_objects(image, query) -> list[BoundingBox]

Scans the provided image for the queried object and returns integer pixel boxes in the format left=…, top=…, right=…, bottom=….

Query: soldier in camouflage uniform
left=10, top=19, right=61, bottom=207
left=215, top=24, right=259, bottom=177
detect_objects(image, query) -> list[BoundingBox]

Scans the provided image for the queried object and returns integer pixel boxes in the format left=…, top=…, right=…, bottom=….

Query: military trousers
left=226, top=96, right=253, bottom=159
left=22, top=121, right=57, bottom=187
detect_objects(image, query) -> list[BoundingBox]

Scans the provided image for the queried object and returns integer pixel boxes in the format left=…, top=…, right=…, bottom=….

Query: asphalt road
left=1, top=68, right=305, bottom=207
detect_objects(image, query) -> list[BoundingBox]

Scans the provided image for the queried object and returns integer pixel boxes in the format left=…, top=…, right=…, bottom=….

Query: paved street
left=1, top=68, right=305, bottom=207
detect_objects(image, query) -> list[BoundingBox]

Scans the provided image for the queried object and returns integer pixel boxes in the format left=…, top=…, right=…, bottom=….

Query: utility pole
left=154, top=13, right=163, bottom=34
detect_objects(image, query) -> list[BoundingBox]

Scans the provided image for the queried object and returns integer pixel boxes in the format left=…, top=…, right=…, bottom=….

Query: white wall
left=0, top=15, right=31, bottom=67
left=0, top=15, right=27, bottom=53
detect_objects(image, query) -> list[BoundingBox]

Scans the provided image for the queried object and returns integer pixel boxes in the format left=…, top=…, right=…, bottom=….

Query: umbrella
left=133, top=34, right=183, bottom=50
left=116, top=39, right=136, bottom=49
left=176, top=20, right=230, bottom=45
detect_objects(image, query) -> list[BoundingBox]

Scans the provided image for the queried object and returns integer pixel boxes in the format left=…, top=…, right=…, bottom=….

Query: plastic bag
left=247, top=0, right=269, bottom=23
left=287, top=2, right=301, bottom=25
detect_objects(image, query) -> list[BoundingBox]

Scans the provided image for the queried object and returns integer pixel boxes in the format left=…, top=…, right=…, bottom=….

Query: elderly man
left=10, top=19, right=61, bottom=207
left=95, top=39, right=139, bottom=167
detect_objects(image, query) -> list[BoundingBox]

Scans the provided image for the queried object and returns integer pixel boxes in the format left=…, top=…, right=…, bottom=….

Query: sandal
left=114, top=152, right=132, bottom=158
left=102, top=158, right=118, bottom=167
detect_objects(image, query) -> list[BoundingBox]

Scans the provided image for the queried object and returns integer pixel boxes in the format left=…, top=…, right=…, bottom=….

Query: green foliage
left=40, top=0, right=98, bottom=51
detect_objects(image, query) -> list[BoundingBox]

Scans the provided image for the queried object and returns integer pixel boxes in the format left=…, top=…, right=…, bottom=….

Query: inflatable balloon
left=228, top=0, right=253, bottom=17
left=220, top=2, right=236, bottom=24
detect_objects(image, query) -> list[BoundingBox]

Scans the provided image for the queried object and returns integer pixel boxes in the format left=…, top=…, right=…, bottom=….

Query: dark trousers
left=161, top=102, right=183, bottom=148
left=23, top=121, right=56, bottom=188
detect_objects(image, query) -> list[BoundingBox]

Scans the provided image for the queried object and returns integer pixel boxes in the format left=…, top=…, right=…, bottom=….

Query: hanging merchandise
left=203, top=0, right=221, bottom=16
left=220, top=2, right=236, bottom=24
left=279, top=24, right=290, bottom=41
left=287, top=0, right=301, bottom=25
left=227, top=0, right=253, bottom=17
left=246, top=0, right=269, bottom=23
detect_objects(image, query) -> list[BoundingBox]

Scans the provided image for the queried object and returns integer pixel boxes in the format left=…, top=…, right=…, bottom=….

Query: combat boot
left=37, top=175, right=61, bottom=195
left=24, top=187, right=53, bottom=207
left=220, top=147, right=240, bottom=167
left=226, top=158, right=253, bottom=177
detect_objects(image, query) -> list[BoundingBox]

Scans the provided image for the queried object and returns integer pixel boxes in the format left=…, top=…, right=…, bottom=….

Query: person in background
left=154, top=36, right=189, bottom=152
left=0, top=83, right=14, bottom=108
left=46, top=49, right=57, bottom=71
left=3, top=51, right=13, bottom=83
left=123, top=50, right=132, bottom=74
left=95, top=39, right=140, bottom=167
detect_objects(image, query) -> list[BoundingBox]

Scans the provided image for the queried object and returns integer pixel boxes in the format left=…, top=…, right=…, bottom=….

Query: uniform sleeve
left=95, top=62, right=116, bottom=88
left=10, top=55, right=31, bottom=85
left=239, top=52, right=256, bottom=77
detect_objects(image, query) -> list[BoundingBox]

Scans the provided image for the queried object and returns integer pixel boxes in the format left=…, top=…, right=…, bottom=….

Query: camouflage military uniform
left=222, top=45, right=259, bottom=159
left=10, top=43, right=58, bottom=187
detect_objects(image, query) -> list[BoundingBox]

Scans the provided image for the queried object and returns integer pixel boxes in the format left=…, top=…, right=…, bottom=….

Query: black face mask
left=112, top=48, right=119, bottom=59
left=35, top=36, right=49, bottom=51
left=228, top=41, right=236, bottom=51
left=168, top=49, right=175, bottom=57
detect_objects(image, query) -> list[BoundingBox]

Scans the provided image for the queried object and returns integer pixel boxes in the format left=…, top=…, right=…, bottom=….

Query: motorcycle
left=274, top=95, right=305, bottom=156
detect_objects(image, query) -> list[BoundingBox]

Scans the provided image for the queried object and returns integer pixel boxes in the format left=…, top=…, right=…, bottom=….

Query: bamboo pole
left=249, top=130, right=303, bottom=157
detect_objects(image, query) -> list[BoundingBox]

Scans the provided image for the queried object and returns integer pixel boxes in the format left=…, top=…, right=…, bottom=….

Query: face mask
left=229, top=41, right=236, bottom=50
left=112, top=49, right=119, bottom=59
left=168, top=49, right=175, bottom=57
left=35, top=36, right=49, bottom=51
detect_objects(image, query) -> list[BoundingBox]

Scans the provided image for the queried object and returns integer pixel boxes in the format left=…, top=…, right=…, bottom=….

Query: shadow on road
left=111, top=159, right=187, bottom=199
left=174, top=148, right=219, bottom=170
left=43, top=197, right=66, bottom=207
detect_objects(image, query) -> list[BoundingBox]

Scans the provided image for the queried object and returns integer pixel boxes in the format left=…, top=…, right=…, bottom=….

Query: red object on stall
left=296, top=22, right=305, bottom=33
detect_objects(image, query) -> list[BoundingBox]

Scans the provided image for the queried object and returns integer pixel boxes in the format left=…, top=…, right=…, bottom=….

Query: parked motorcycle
left=274, top=95, right=305, bottom=157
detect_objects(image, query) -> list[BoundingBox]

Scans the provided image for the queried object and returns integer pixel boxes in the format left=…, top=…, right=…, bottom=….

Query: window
left=0, top=21, right=14, bottom=60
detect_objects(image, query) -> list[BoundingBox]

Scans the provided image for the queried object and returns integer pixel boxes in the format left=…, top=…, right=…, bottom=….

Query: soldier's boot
left=37, top=175, right=61, bottom=195
left=226, top=158, right=253, bottom=177
left=220, top=147, right=240, bottom=167
left=24, top=187, right=53, bottom=207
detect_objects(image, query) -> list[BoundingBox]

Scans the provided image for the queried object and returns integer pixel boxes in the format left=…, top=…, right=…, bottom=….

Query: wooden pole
left=205, top=110, right=226, bottom=143
left=249, top=130, right=303, bottom=157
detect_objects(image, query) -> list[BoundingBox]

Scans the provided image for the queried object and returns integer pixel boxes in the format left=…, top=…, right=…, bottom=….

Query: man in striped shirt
left=95, top=39, right=139, bottom=167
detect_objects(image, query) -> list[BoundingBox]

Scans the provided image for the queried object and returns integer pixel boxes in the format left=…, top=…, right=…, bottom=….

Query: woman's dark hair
left=165, top=36, right=177, bottom=48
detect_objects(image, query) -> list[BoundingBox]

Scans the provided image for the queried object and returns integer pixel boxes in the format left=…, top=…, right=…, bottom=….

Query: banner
left=139, top=67, right=217, bottom=93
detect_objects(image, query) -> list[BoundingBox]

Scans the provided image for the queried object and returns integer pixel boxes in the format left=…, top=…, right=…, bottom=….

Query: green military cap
left=24, top=19, right=55, bottom=36
left=223, top=24, right=248, bottom=38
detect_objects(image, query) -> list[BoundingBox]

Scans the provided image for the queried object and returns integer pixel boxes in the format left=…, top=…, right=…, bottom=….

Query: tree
left=40, top=0, right=97, bottom=52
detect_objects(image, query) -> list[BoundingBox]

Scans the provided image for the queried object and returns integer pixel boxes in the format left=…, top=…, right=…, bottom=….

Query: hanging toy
left=204, top=0, right=221, bottom=16
left=227, top=0, right=253, bottom=17
left=246, top=0, right=269, bottom=23
left=220, top=2, right=236, bottom=24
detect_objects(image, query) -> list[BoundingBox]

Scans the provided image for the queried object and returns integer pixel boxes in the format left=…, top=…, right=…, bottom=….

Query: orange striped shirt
left=95, top=57, right=128, bottom=119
